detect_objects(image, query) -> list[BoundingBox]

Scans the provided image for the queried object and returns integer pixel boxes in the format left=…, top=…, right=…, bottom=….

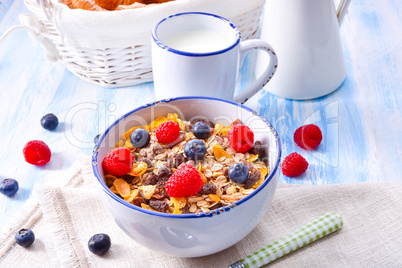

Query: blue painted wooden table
left=0, top=0, right=401, bottom=232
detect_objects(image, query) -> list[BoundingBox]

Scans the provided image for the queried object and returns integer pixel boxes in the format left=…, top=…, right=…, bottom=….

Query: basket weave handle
left=37, top=0, right=54, bottom=22
left=0, top=14, right=59, bottom=61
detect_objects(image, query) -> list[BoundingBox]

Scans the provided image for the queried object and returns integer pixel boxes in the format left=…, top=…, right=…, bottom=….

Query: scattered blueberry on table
left=0, top=178, right=19, bottom=196
left=184, top=139, right=207, bottom=161
left=192, top=121, right=211, bottom=139
left=40, top=113, right=59, bottom=130
left=88, top=233, right=111, bottom=255
left=228, top=163, right=249, bottom=184
left=15, top=229, right=35, bottom=247
left=130, top=128, right=150, bottom=148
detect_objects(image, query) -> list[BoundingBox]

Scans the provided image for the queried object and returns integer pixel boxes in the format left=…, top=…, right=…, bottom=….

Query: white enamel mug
left=151, top=12, right=278, bottom=104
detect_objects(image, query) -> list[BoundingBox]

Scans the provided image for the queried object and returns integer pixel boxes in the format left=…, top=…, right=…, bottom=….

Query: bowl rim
left=92, top=96, right=281, bottom=218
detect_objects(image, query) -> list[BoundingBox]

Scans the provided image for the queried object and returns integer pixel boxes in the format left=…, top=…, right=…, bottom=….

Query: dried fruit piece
left=282, top=152, right=309, bottom=177
left=114, top=179, right=131, bottom=197
left=212, top=143, right=232, bottom=160
left=171, top=197, right=187, bottom=209
left=294, top=124, right=322, bottom=150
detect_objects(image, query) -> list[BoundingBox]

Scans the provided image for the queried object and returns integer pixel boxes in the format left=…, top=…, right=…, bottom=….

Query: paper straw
left=228, top=211, right=343, bottom=268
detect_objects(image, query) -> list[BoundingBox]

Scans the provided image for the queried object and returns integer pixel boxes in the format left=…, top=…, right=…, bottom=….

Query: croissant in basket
left=62, top=0, right=174, bottom=11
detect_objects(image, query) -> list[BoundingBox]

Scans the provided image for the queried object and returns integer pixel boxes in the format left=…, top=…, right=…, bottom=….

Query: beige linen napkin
left=1, top=160, right=402, bottom=267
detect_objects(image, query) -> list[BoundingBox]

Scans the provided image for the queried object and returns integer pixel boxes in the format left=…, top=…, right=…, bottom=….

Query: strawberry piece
left=102, top=148, right=134, bottom=176
left=227, top=124, right=254, bottom=153
left=165, top=163, right=204, bottom=197
left=281, top=152, right=308, bottom=177
left=294, top=124, right=322, bottom=150
left=23, top=140, right=51, bottom=166
left=156, top=121, right=180, bottom=145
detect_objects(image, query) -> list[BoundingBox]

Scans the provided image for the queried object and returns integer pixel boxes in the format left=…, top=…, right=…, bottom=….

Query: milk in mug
left=164, top=30, right=234, bottom=53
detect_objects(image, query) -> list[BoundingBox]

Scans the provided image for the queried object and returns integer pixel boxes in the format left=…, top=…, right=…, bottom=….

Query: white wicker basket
left=23, top=0, right=265, bottom=87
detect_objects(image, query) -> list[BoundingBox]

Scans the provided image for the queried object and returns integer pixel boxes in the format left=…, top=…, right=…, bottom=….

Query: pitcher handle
left=233, top=40, right=278, bottom=104
left=336, top=0, right=352, bottom=26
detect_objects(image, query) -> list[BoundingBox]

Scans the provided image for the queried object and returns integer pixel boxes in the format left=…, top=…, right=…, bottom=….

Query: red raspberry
left=294, top=124, right=322, bottom=150
left=156, top=121, right=180, bottom=145
left=23, top=140, right=51, bottom=166
left=227, top=124, right=254, bottom=153
left=165, top=163, right=204, bottom=198
left=102, top=148, right=134, bottom=176
left=281, top=152, right=308, bottom=177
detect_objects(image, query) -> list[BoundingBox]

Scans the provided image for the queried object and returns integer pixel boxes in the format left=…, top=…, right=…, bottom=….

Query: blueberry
left=41, top=113, right=59, bottom=130
left=130, top=128, right=150, bottom=148
left=15, top=229, right=35, bottom=247
left=88, top=233, right=111, bottom=255
left=0, top=178, right=19, bottom=196
left=184, top=139, right=206, bottom=161
left=192, top=121, right=211, bottom=139
left=94, top=134, right=100, bottom=145
left=228, top=163, right=249, bottom=184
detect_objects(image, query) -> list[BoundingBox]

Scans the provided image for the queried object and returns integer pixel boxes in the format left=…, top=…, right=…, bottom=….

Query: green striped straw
left=229, top=212, right=343, bottom=268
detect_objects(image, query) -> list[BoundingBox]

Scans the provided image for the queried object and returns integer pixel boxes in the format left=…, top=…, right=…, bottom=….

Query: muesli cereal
left=102, top=114, right=270, bottom=215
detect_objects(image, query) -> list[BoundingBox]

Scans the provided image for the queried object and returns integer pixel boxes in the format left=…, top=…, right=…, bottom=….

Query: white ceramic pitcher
left=256, top=0, right=352, bottom=99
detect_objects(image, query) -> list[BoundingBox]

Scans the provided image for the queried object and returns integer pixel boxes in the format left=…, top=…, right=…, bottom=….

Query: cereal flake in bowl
left=92, top=97, right=281, bottom=257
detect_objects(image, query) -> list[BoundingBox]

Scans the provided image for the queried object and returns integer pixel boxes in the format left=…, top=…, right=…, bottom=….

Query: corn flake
left=141, top=203, right=158, bottom=212
left=247, top=154, right=259, bottom=162
left=128, top=162, right=148, bottom=176
left=105, top=174, right=117, bottom=187
left=176, top=118, right=185, bottom=130
left=121, top=126, right=140, bottom=141
left=167, top=113, right=179, bottom=123
left=139, top=185, right=156, bottom=199
left=213, top=143, right=232, bottom=160
left=114, top=179, right=131, bottom=197
left=171, top=197, right=187, bottom=209
left=144, top=116, right=168, bottom=132
left=124, top=189, right=139, bottom=203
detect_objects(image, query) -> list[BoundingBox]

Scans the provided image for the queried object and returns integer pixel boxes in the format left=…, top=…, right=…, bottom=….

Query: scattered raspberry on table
left=23, top=140, right=51, bottom=166
left=165, top=163, right=204, bottom=197
left=156, top=121, right=180, bottom=145
left=227, top=124, right=254, bottom=153
left=281, top=152, right=309, bottom=177
left=294, top=124, right=322, bottom=150
left=102, top=147, right=134, bottom=176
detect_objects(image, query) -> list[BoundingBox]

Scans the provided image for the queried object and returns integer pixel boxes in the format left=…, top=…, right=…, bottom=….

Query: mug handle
left=232, top=40, right=278, bottom=104
left=336, top=0, right=352, bottom=26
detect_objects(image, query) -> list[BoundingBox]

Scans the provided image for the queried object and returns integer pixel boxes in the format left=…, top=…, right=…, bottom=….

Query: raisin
left=242, top=160, right=254, bottom=172
left=250, top=141, right=267, bottom=163
left=198, top=183, right=217, bottom=195
left=132, top=197, right=146, bottom=207
left=143, top=173, right=158, bottom=186
left=156, top=177, right=168, bottom=189
left=180, top=205, right=190, bottom=214
left=149, top=199, right=169, bottom=212
left=139, top=157, right=153, bottom=167
left=150, top=143, right=164, bottom=154
left=222, top=184, right=230, bottom=194
left=245, top=169, right=261, bottom=189
left=209, top=203, right=223, bottom=210
left=166, top=154, right=184, bottom=169
left=157, top=166, right=172, bottom=180
left=152, top=188, right=168, bottom=200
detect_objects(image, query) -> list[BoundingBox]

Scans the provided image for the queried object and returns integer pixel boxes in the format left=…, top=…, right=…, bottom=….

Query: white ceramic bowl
left=92, top=97, right=281, bottom=258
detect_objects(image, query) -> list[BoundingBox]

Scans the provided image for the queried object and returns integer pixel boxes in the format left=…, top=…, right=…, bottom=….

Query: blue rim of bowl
left=151, top=12, right=241, bottom=57
left=92, top=96, right=281, bottom=219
